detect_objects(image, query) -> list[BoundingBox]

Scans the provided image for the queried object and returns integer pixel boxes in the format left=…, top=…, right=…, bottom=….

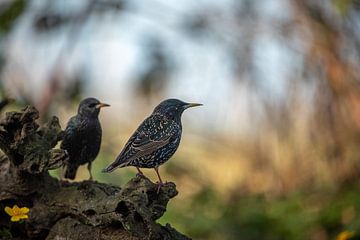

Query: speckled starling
left=61, top=97, right=110, bottom=180
left=102, top=98, right=202, bottom=191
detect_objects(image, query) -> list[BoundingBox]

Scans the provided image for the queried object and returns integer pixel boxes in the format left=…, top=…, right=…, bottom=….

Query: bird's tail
left=102, top=157, right=127, bottom=173
left=64, top=164, right=78, bottom=180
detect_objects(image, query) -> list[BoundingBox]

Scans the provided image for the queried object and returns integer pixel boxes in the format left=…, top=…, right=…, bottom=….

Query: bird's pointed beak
left=185, top=102, right=203, bottom=109
left=96, top=103, right=110, bottom=109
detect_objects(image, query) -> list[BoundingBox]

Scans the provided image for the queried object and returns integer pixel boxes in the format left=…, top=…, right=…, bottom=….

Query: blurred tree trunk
left=289, top=0, right=360, bottom=182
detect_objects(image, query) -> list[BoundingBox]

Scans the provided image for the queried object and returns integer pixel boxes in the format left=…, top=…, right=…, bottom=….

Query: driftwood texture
left=0, top=106, right=190, bottom=240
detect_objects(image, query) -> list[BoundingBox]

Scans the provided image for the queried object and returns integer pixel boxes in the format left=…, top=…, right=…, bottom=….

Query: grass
left=159, top=184, right=360, bottom=240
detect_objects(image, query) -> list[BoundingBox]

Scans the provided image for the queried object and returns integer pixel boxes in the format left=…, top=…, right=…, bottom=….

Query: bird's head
left=153, top=98, right=202, bottom=121
left=78, top=97, right=110, bottom=118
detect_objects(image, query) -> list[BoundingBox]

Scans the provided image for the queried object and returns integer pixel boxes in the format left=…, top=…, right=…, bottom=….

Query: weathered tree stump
left=0, top=106, right=190, bottom=240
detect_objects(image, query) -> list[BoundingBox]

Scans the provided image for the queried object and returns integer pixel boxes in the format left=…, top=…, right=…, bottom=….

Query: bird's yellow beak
left=96, top=103, right=110, bottom=109
left=185, top=103, right=203, bottom=108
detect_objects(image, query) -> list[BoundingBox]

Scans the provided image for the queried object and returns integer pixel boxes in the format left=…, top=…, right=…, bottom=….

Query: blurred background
left=1, top=0, right=360, bottom=239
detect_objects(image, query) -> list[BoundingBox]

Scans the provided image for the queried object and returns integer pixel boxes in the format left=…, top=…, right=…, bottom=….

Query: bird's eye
left=89, top=103, right=97, bottom=108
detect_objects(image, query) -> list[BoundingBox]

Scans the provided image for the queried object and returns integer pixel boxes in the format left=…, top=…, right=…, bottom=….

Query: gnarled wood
left=0, top=106, right=190, bottom=240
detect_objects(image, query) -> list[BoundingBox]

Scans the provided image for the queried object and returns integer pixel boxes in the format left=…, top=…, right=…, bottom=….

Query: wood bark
left=0, top=106, right=190, bottom=240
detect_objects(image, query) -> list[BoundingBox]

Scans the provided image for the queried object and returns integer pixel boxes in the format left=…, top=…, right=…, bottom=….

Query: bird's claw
left=156, top=181, right=168, bottom=184
left=59, top=180, right=69, bottom=187
left=156, top=181, right=167, bottom=194
left=136, top=172, right=145, bottom=178
left=156, top=184, right=162, bottom=194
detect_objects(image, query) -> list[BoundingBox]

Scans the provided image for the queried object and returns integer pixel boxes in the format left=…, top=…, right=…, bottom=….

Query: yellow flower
left=336, top=231, right=355, bottom=240
left=4, top=205, right=29, bottom=222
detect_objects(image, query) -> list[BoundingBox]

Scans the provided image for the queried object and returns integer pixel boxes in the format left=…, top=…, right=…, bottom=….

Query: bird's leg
left=87, top=162, right=93, bottom=181
left=136, top=167, right=144, bottom=177
left=154, top=167, right=163, bottom=184
left=154, top=167, right=164, bottom=193
left=60, top=166, right=65, bottom=181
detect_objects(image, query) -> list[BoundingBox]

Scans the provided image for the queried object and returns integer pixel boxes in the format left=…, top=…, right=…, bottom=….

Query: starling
left=61, top=97, right=110, bottom=180
left=102, top=98, right=202, bottom=191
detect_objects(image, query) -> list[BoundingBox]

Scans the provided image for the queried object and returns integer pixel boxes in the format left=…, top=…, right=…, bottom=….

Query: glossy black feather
left=103, top=114, right=180, bottom=172
left=61, top=98, right=106, bottom=180
left=103, top=99, right=201, bottom=173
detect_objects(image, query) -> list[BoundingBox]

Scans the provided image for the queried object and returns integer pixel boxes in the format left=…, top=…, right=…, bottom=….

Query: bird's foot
left=136, top=172, right=145, bottom=178
left=59, top=179, right=69, bottom=187
left=156, top=183, right=162, bottom=194
left=156, top=181, right=167, bottom=194
left=156, top=180, right=168, bottom=184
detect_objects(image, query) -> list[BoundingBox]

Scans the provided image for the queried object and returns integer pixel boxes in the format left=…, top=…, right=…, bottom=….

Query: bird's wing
left=61, top=116, right=102, bottom=173
left=114, top=115, right=178, bottom=167
left=61, top=116, right=88, bottom=161
left=61, top=116, right=80, bottom=151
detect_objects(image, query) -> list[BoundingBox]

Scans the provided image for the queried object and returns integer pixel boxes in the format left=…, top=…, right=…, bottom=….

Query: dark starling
left=61, top=97, right=110, bottom=180
left=102, top=98, right=202, bottom=191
